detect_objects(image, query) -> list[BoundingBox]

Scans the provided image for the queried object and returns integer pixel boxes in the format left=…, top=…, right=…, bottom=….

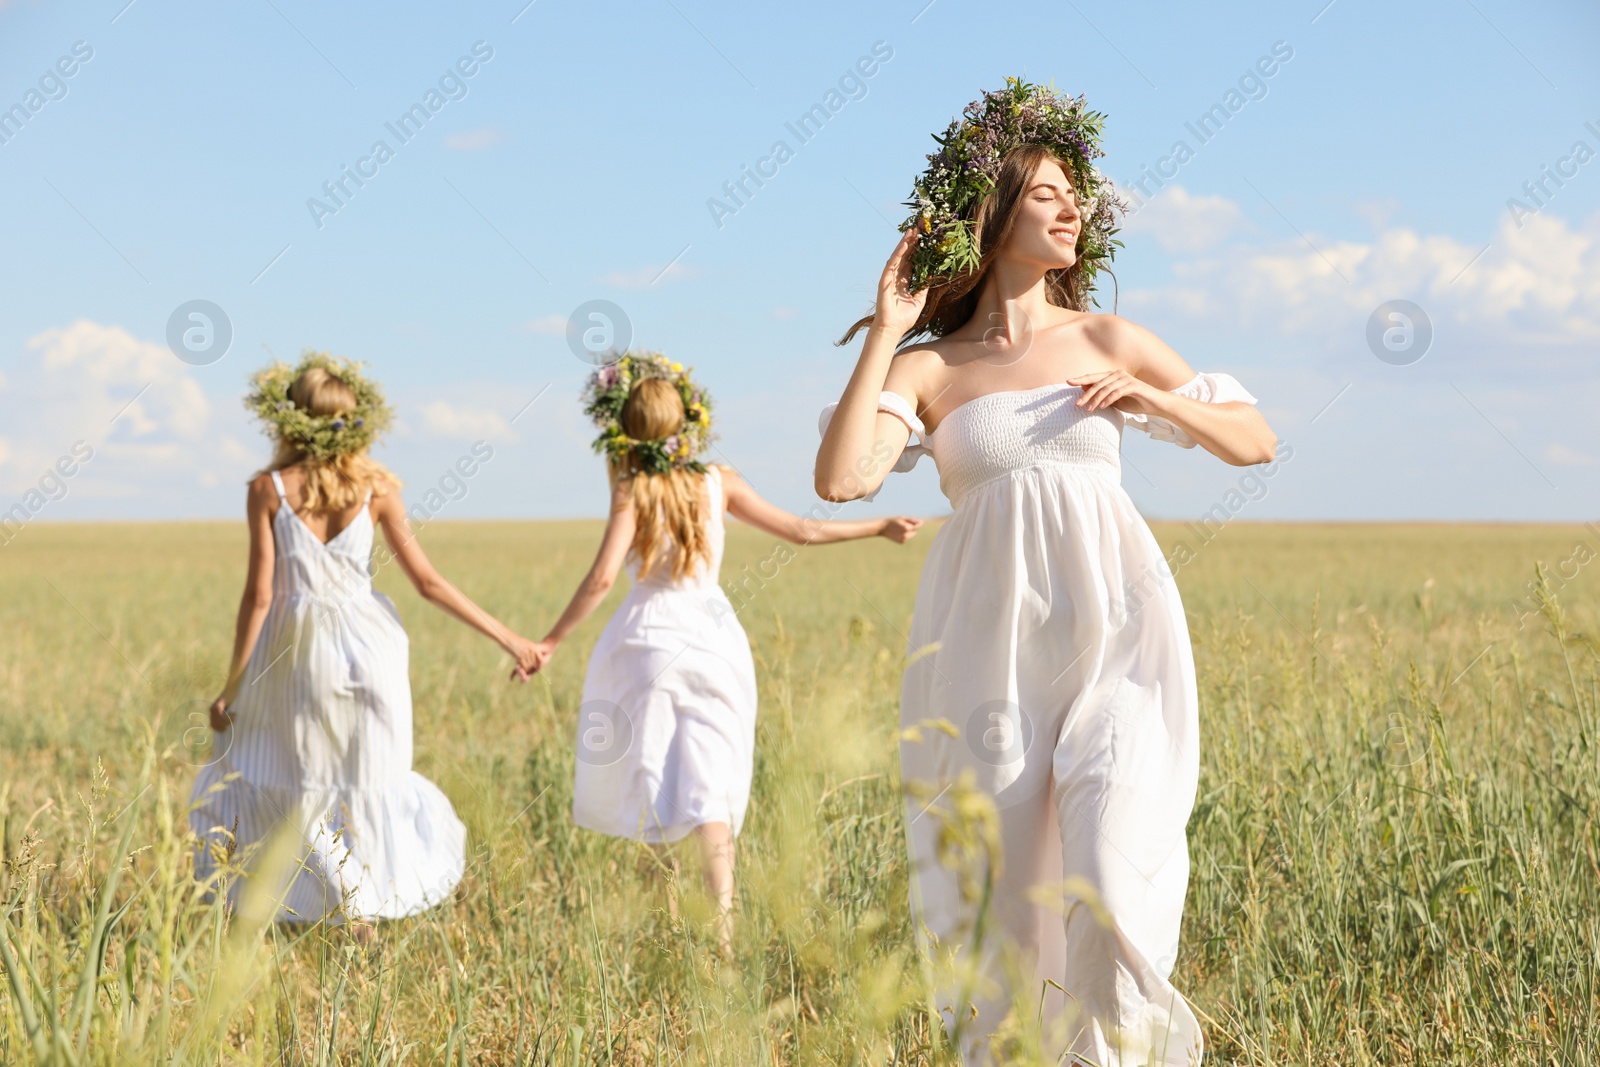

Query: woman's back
left=270, top=464, right=372, bottom=542
left=265, top=467, right=378, bottom=610
left=627, top=467, right=726, bottom=592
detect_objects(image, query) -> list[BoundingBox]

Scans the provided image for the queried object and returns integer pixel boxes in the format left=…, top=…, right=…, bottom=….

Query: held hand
left=1067, top=370, right=1161, bottom=416
left=874, top=228, right=928, bottom=336
left=209, top=695, right=233, bottom=732
left=508, top=638, right=557, bottom=683
left=879, top=516, right=924, bottom=544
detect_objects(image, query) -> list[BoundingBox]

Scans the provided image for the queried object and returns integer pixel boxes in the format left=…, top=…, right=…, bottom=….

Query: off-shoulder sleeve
left=1123, top=372, right=1259, bottom=448
left=817, top=391, right=930, bottom=502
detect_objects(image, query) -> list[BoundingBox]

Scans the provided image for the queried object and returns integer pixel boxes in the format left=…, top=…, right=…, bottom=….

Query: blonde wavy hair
left=260, top=366, right=398, bottom=511
left=614, top=378, right=712, bottom=582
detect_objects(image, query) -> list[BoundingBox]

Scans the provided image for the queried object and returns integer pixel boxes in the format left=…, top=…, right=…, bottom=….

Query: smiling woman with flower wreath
left=190, top=352, right=542, bottom=934
left=515, top=351, right=922, bottom=957
left=817, top=80, right=1278, bottom=1064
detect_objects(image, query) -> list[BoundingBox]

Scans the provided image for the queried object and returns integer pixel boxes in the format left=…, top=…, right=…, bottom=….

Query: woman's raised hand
left=874, top=228, right=928, bottom=336
left=878, top=516, right=924, bottom=544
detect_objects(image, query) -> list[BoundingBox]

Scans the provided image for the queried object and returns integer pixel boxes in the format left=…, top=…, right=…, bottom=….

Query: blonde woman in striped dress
left=191, top=354, right=540, bottom=928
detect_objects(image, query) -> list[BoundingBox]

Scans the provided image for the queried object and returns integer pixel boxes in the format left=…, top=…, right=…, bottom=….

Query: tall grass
left=1, top=520, right=1596, bottom=1064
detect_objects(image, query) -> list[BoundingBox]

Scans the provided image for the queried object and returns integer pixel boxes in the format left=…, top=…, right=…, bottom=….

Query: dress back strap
left=269, top=470, right=289, bottom=502
left=706, top=464, right=724, bottom=512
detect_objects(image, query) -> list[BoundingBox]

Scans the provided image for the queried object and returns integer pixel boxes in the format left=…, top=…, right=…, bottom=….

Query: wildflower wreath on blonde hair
left=903, top=77, right=1126, bottom=303
left=582, top=351, right=713, bottom=475
left=245, top=350, right=393, bottom=461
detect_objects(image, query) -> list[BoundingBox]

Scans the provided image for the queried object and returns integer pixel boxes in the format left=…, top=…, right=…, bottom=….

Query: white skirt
left=902, top=465, right=1204, bottom=1065
left=190, top=592, right=465, bottom=922
left=573, top=583, right=758, bottom=843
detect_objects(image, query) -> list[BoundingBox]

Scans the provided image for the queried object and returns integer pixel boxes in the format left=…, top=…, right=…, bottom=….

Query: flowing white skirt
left=901, top=464, right=1204, bottom=1065
left=190, top=592, right=465, bottom=922
left=574, top=582, right=758, bottom=843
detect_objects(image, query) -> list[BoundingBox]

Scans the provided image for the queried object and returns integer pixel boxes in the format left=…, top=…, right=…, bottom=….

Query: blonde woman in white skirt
left=192, top=353, right=540, bottom=932
left=516, top=352, right=920, bottom=956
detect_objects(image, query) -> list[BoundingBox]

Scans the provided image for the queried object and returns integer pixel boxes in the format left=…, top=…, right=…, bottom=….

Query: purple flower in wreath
left=353, top=417, right=365, bottom=428
left=597, top=364, right=621, bottom=388
left=662, top=434, right=680, bottom=456
left=331, top=418, right=346, bottom=431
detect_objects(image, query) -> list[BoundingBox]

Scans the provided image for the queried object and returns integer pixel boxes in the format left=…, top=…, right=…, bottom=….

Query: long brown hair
left=839, top=144, right=1101, bottom=347
left=260, top=366, right=398, bottom=510
left=614, top=378, right=712, bottom=582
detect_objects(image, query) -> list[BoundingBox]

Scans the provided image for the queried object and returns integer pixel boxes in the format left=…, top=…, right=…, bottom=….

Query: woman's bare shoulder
left=895, top=338, right=952, bottom=363
left=885, top=341, right=950, bottom=399
left=369, top=473, right=406, bottom=514
left=1078, top=313, right=1159, bottom=355
left=246, top=470, right=277, bottom=498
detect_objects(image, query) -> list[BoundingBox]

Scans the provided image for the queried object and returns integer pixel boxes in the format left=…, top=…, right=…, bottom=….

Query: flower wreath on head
left=582, top=350, right=714, bottom=476
left=903, top=77, right=1126, bottom=314
left=245, top=350, right=394, bottom=461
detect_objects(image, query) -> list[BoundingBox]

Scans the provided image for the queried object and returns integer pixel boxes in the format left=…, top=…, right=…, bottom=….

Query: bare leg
left=692, top=821, right=736, bottom=958
left=348, top=918, right=376, bottom=946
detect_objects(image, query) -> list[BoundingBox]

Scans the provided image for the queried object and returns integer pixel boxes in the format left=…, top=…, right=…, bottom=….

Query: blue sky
left=2, top=0, right=1597, bottom=524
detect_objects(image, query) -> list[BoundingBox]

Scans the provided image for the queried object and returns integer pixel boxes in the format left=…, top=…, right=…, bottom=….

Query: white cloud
left=1546, top=443, right=1599, bottom=467
left=0, top=321, right=222, bottom=495
left=1122, top=185, right=1247, bottom=254
left=418, top=400, right=516, bottom=442
left=1123, top=196, right=1600, bottom=369
left=602, top=262, right=702, bottom=288
left=523, top=314, right=567, bottom=335
left=220, top=435, right=259, bottom=463
left=443, top=128, right=506, bottom=152
left=1352, top=197, right=1401, bottom=231
left=26, top=320, right=211, bottom=437
left=0, top=320, right=265, bottom=515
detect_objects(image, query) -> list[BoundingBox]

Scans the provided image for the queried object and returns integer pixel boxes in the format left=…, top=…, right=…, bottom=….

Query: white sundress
left=189, top=471, right=466, bottom=922
left=573, top=466, right=759, bottom=844
left=822, top=373, right=1258, bottom=1066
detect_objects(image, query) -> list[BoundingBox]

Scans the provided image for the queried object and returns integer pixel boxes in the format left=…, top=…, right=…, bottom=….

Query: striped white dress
left=189, top=471, right=466, bottom=923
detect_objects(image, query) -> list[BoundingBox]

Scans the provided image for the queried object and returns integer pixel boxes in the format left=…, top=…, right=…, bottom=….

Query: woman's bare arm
left=541, top=479, right=636, bottom=646
left=371, top=483, right=537, bottom=666
left=511, top=480, right=636, bottom=680
left=210, top=475, right=278, bottom=727
left=723, top=468, right=921, bottom=545
left=1069, top=317, right=1278, bottom=467
left=815, top=230, right=927, bottom=502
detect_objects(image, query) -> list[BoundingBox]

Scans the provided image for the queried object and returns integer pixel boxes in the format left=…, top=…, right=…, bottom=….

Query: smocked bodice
left=927, top=384, right=1122, bottom=506
left=817, top=371, right=1261, bottom=511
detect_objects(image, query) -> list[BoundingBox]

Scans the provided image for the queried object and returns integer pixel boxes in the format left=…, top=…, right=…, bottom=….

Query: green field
left=2, top=520, right=1597, bottom=1065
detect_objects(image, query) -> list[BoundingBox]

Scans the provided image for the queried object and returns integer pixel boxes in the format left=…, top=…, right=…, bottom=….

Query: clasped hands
left=507, top=636, right=556, bottom=683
